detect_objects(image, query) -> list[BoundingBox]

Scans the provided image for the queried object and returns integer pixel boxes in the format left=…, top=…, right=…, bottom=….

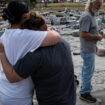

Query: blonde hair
left=85, top=0, right=103, bottom=9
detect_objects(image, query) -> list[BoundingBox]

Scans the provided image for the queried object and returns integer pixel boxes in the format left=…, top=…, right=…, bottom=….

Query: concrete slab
left=92, top=90, right=105, bottom=105
left=33, top=90, right=105, bottom=105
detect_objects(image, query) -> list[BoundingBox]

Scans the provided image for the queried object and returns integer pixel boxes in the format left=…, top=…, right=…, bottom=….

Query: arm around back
left=41, top=30, right=61, bottom=47
left=0, top=42, right=23, bottom=83
left=2, top=56, right=23, bottom=83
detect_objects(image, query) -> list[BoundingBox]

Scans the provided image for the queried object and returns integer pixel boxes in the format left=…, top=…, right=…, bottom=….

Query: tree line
left=5, top=0, right=74, bottom=8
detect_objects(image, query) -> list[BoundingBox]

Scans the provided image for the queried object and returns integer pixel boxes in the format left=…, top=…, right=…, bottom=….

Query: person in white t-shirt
left=0, top=1, right=61, bottom=105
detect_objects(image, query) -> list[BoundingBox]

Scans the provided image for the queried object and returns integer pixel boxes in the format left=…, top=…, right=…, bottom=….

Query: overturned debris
left=96, top=49, right=105, bottom=56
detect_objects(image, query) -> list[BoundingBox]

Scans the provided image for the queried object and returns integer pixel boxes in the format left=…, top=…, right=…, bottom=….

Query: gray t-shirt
left=79, top=10, right=98, bottom=53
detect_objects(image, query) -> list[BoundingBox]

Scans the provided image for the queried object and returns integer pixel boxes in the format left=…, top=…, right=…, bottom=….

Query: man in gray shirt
left=79, top=0, right=103, bottom=103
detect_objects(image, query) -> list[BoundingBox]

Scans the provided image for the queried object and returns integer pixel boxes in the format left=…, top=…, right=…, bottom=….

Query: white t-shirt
left=0, top=29, right=47, bottom=105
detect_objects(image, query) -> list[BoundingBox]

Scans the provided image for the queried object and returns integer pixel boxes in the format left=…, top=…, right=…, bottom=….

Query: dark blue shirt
left=14, top=39, right=76, bottom=105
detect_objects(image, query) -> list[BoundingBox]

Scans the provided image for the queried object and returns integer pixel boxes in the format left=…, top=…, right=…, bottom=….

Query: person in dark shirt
left=0, top=39, right=76, bottom=105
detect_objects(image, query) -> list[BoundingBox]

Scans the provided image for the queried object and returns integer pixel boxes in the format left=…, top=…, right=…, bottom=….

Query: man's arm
left=1, top=55, right=24, bottom=83
left=0, top=42, right=41, bottom=83
left=80, top=15, right=102, bottom=41
left=41, top=30, right=61, bottom=47
left=81, top=31, right=103, bottom=41
left=0, top=42, right=23, bottom=82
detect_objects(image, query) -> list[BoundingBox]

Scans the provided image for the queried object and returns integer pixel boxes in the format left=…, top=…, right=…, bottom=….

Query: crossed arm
left=81, top=31, right=103, bottom=41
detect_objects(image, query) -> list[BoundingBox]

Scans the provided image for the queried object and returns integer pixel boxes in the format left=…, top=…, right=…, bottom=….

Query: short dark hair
left=2, top=0, right=29, bottom=24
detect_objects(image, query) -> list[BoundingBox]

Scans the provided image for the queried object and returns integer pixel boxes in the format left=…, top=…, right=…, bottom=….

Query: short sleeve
left=13, top=50, right=41, bottom=78
left=80, top=15, right=91, bottom=32
left=22, top=29, right=47, bottom=53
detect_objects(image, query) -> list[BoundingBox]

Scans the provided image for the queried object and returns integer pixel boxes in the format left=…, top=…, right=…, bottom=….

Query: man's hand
left=0, top=41, right=6, bottom=60
left=97, top=34, right=103, bottom=41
